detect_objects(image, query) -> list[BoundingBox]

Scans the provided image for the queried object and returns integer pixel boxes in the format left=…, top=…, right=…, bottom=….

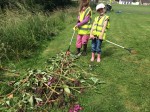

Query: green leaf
left=80, top=79, right=86, bottom=83
left=89, top=77, right=99, bottom=84
left=35, top=97, right=43, bottom=102
left=28, top=95, right=34, bottom=106
left=41, top=72, right=46, bottom=75
left=27, top=82, right=30, bottom=86
left=42, top=77, right=47, bottom=82
left=64, top=85, right=71, bottom=94
left=14, top=82, right=20, bottom=86
left=6, top=101, right=10, bottom=106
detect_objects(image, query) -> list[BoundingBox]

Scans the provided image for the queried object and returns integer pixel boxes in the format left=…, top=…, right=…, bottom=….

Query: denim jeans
left=91, top=38, right=103, bottom=54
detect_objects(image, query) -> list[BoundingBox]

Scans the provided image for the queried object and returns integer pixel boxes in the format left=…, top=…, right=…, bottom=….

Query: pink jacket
left=77, top=15, right=90, bottom=27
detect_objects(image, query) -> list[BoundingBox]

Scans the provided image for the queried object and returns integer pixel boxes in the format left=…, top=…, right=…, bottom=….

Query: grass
left=1, top=4, right=150, bottom=112
left=0, top=8, right=75, bottom=63
left=75, top=4, right=150, bottom=112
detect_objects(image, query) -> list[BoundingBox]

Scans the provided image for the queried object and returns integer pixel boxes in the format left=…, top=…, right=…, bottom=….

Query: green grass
left=1, top=4, right=150, bottom=112
left=75, top=4, right=150, bottom=112
left=0, top=8, right=76, bottom=63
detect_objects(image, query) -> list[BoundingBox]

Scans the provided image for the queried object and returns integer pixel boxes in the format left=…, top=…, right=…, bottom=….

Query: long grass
left=0, top=8, right=77, bottom=64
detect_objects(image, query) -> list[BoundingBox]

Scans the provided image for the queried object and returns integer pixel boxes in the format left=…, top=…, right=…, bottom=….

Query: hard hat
left=96, top=3, right=105, bottom=11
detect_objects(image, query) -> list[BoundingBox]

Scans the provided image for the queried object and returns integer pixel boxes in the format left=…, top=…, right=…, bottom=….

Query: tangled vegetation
left=0, top=52, right=102, bottom=111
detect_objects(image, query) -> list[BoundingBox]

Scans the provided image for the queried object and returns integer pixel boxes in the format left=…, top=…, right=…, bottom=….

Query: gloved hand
left=73, top=25, right=78, bottom=31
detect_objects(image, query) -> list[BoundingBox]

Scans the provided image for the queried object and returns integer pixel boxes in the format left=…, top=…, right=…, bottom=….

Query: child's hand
left=99, top=35, right=103, bottom=40
left=73, top=25, right=78, bottom=30
left=90, top=34, right=95, bottom=39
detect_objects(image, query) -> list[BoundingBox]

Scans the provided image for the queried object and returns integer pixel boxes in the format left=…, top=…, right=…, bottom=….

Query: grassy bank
left=0, top=8, right=77, bottom=65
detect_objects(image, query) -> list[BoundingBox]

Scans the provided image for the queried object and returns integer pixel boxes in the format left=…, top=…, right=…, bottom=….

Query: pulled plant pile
left=0, top=52, right=101, bottom=111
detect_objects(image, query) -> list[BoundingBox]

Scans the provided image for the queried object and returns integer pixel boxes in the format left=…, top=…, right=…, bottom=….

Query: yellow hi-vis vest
left=78, top=7, right=92, bottom=35
left=92, top=15, right=110, bottom=39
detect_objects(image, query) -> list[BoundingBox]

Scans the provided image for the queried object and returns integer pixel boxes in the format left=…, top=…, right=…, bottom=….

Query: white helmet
left=96, top=3, right=105, bottom=11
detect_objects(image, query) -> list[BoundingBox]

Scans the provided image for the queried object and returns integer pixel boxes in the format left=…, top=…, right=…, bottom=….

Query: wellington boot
left=75, top=48, right=80, bottom=55
left=81, top=44, right=87, bottom=56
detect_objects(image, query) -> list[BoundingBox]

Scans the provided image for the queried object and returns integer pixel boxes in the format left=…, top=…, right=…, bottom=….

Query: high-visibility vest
left=78, top=7, right=92, bottom=35
left=92, top=15, right=110, bottom=39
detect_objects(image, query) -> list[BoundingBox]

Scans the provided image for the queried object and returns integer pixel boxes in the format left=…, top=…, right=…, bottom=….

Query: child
left=90, top=3, right=110, bottom=62
left=74, top=0, right=92, bottom=56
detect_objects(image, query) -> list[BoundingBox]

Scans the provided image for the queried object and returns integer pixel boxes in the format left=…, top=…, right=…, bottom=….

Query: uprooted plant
left=0, top=52, right=102, bottom=111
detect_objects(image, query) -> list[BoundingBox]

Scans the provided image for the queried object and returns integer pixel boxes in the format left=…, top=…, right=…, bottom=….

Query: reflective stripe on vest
left=78, top=7, right=92, bottom=35
left=92, top=15, right=109, bottom=39
left=79, top=7, right=91, bottom=21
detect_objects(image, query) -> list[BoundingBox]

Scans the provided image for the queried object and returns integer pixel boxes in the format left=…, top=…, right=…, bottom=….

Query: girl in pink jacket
left=74, top=0, right=92, bottom=56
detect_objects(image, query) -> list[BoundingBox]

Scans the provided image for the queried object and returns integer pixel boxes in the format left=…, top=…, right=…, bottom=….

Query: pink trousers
left=76, top=34, right=89, bottom=48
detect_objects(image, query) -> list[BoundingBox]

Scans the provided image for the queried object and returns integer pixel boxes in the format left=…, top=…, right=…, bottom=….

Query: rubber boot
left=97, top=54, right=101, bottom=62
left=75, top=48, right=80, bottom=55
left=82, top=44, right=87, bottom=56
left=90, top=52, right=95, bottom=62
